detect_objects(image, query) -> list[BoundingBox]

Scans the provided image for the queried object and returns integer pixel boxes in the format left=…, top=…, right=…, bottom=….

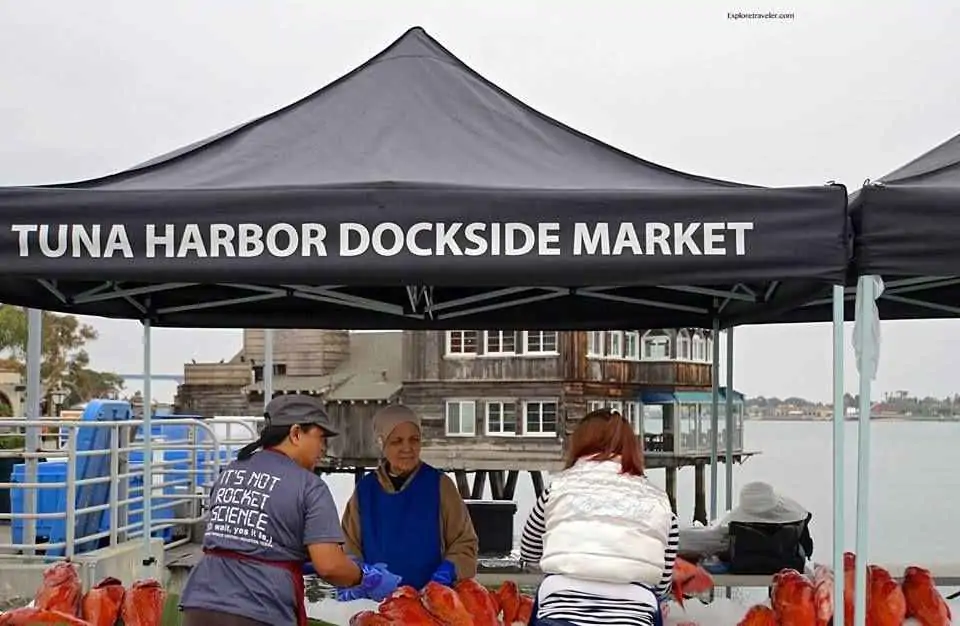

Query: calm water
left=319, top=420, right=960, bottom=567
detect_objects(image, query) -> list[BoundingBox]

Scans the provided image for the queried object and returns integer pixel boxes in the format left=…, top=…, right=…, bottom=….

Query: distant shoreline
left=745, top=415, right=959, bottom=423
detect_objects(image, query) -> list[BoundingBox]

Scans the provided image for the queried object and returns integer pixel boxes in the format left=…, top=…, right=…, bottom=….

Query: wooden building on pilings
left=175, top=328, right=751, bottom=526
left=400, top=329, right=751, bottom=524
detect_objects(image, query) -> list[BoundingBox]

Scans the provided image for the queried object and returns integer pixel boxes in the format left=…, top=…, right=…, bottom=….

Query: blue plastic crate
left=10, top=461, right=67, bottom=545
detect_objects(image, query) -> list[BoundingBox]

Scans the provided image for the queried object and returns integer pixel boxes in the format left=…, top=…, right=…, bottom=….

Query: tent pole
left=709, top=317, right=720, bottom=521
left=724, top=327, right=734, bottom=512
left=141, top=319, right=155, bottom=577
left=264, top=329, right=274, bottom=410
left=24, top=308, right=42, bottom=557
left=853, top=275, right=876, bottom=626
left=832, top=284, right=846, bottom=626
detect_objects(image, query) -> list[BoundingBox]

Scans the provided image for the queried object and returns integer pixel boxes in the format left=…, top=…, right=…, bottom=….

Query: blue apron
left=529, top=575, right=664, bottom=626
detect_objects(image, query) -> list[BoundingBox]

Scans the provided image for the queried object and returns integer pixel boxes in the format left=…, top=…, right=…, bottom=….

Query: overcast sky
left=1, top=0, right=958, bottom=403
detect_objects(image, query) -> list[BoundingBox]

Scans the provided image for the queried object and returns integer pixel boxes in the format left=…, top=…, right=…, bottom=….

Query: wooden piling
left=693, top=462, right=707, bottom=524
left=665, top=467, right=678, bottom=513
left=471, top=470, right=487, bottom=499
left=529, top=471, right=545, bottom=499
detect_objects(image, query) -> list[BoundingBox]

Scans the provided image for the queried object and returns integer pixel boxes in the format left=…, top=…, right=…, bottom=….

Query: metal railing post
left=109, top=425, right=120, bottom=547
left=118, top=422, right=130, bottom=544
left=65, top=425, right=77, bottom=559
left=24, top=307, right=42, bottom=557
left=188, top=425, right=198, bottom=541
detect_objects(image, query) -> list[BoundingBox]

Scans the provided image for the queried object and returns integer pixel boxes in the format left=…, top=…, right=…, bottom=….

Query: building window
left=523, top=331, right=558, bottom=354
left=607, top=331, right=624, bottom=358
left=587, top=400, right=639, bottom=432
left=624, top=331, right=640, bottom=360
left=524, top=401, right=558, bottom=436
left=446, top=331, right=478, bottom=356
left=445, top=400, right=476, bottom=436
left=484, top=331, right=517, bottom=355
left=693, top=331, right=713, bottom=363
left=486, top=401, right=518, bottom=436
left=252, top=363, right=287, bottom=383
left=678, top=330, right=691, bottom=360
left=587, top=331, right=604, bottom=357
left=642, top=331, right=671, bottom=360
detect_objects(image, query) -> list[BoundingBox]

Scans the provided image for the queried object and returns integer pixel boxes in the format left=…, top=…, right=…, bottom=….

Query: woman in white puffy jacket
left=519, top=409, right=680, bottom=626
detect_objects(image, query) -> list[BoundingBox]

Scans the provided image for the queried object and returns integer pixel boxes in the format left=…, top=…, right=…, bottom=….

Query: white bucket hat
left=720, top=481, right=808, bottom=525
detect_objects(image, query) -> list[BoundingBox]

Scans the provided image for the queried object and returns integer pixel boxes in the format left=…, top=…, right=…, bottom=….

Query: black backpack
left=727, top=520, right=807, bottom=574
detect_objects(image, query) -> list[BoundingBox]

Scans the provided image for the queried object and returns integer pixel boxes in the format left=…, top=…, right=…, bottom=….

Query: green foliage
left=0, top=434, right=25, bottom=450
left=0, top=305, right=124, bottom=406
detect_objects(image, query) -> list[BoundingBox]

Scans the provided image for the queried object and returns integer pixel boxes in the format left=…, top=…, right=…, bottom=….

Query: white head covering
left=372, top=404, right=421, bottom=448
left=720, top=481, right=808, bottom=525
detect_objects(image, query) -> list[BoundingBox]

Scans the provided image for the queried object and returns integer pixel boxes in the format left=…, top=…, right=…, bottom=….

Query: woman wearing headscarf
left=179, top=395, right=397, bottom=626
left=338, top=404, right=479, bottom=598
left=519, top=408, right=680, bottom=626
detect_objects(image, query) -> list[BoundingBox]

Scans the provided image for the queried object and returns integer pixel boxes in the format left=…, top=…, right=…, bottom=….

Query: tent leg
left=24, top=308, right=42, bottom=557
left=724, top=327, right=735, bottom=513
left=264, top=329, right=274, bottom=409
left=709, top=317, right=720, bottom=521
left=832, top=284, right=846, bottom=626
left=724, top=327, right=735, bottom=600
left=852, top=275, right=877, bottom=626
left=141, top=320, right=155, bottom=576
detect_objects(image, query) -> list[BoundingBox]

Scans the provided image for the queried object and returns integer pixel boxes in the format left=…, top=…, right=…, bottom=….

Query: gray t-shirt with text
left=180, top=449, right=343, bottom=624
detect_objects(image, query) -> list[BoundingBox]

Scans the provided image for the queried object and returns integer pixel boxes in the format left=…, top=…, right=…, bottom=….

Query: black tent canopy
left=840, top=131, right=960, bottom=320
left=0, top=27, right=849, bottom=329
left=786, top=130, right=960, bottom=323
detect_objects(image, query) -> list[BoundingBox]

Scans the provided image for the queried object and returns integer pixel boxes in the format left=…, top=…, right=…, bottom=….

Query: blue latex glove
left=429, top=560, right=457, bottom=587
left=335, top=562, right=402, bottom=603
left=335, top=586, right=367, bottom=602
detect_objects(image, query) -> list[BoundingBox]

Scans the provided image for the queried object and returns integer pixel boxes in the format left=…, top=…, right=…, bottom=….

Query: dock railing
left=0, top=416, right=262, bottom=561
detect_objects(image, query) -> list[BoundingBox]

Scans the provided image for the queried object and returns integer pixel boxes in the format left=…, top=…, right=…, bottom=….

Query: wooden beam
left=471, top=470, right=487, bottom=500
left=503, top=470, right=519, bottom=500
left=530, top=471, right=545, bottom=498
left=489, top=470, right=506, bottom=500
left=665, top=467, right=678, bottom=513
left=454, top=470, right=470, bottom=499
left=694, top=462, right=707, bottom=525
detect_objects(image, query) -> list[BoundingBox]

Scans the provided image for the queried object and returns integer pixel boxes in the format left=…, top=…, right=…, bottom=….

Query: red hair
left=565, top=408, right=645, bottom=476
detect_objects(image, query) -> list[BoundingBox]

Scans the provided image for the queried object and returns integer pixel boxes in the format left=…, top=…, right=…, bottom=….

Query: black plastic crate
left=466, top=499, right=517, bottom=557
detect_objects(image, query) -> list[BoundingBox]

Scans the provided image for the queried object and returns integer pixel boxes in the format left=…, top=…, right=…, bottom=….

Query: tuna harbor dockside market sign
left=9, top=220, right=755, bottom=259
left=1, top=218, right=763, bottom=285
left=0, top=180, right=847, bottom=287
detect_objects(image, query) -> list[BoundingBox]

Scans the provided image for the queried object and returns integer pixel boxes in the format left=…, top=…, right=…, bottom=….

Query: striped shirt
left=520, top=487, right=681, bottom=626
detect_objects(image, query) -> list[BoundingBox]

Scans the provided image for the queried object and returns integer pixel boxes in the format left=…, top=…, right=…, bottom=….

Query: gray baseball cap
left=264, top=394, right=339, bottom=437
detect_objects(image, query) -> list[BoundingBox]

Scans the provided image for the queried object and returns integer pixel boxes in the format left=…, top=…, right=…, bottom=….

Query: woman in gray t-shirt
left=179, top=395, right=397, bottom=626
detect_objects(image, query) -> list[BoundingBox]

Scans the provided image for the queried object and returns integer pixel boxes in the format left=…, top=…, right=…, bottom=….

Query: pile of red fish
left=737, top=552, right=953, bottom=626
left=0, top=562, right=167, bottom=626
left=350, top=580, right=534, bottom=625
left=350, top=559, right=717, bottom=626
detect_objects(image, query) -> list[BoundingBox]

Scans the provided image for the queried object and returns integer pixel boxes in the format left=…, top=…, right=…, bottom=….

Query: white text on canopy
left=8, top=221, right=755, bottom=258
